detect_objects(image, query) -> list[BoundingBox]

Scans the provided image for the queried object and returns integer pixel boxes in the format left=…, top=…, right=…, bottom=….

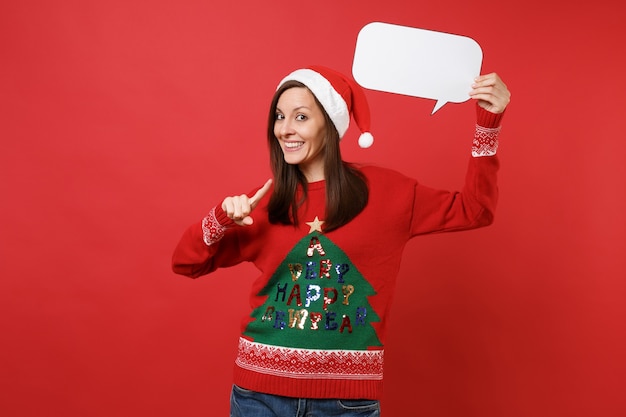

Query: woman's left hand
left=470, top=73, right=511, bottom=114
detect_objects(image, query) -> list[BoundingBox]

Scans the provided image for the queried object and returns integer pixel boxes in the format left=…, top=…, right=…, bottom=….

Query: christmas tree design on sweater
left=243, top=217, right=382, bottom=349
left=236, top=217, right=384, bottom=380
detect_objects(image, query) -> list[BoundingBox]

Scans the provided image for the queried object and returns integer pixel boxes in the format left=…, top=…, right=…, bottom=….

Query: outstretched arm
left=409, top=73, right=511, bottom=236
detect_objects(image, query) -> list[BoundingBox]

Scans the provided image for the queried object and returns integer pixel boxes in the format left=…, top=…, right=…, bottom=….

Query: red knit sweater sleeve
left=409, top=156, right=499, bottom=236
left=408, top=105, right=503, bottom=236
left=171, top=205, right=242, bottom=278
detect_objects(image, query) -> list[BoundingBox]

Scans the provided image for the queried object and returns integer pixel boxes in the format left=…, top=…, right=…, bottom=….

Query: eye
left=296, top=114, right=307, bottom=121
left=275, top=113, right=285, bottom=120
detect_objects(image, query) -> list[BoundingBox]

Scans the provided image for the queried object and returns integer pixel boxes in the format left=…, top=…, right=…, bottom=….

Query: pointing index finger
left=249, top=178, right=273, bottom=208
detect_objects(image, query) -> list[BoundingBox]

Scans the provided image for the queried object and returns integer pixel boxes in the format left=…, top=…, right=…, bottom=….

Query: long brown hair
left=266, top=81, right=369, bottom=232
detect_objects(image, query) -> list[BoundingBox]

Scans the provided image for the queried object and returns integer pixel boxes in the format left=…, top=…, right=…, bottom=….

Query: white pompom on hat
left=277, top=65, right=374, bottom=148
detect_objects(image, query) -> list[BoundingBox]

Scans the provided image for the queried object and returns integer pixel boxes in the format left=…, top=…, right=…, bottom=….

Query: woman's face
left=274, top=87, right=327, bottom=182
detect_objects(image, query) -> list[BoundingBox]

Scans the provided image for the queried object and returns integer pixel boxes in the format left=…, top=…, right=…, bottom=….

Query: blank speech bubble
left=352, top=22, right=483, bottom=114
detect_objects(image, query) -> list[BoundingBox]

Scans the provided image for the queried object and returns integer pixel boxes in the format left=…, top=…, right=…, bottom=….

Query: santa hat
left=277, top=65, right=374, bottom=148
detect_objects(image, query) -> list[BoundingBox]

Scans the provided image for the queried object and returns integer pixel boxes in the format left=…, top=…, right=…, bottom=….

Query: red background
left=1, top=1, right=625, bottom=416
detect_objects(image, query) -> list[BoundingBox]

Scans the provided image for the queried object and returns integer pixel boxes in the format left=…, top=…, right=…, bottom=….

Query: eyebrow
left=276, top=105, right=311, bottom=113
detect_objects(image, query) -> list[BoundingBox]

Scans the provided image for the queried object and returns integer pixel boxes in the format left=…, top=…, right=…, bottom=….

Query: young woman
left=172, top=65, right=511, bottom=417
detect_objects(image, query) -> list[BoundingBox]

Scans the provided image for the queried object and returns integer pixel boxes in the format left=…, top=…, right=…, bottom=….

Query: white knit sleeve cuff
left=201, top=207, right=228, bottom=246
left=472, top=124, right=501, bottom=157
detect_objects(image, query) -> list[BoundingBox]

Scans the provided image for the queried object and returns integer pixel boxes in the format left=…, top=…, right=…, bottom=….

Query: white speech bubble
left=352, top=22, right=483, bottom=114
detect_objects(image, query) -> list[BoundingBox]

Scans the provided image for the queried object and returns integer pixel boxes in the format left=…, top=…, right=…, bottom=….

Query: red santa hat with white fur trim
left=277, top=65, right=374, bottom=148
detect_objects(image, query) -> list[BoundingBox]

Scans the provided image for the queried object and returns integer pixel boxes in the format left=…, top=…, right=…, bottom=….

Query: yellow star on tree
left=306, top=216, right=325, bottom=233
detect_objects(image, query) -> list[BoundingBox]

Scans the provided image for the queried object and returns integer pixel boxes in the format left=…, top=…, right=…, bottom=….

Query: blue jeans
left=230, top=385, right=381, bottom=417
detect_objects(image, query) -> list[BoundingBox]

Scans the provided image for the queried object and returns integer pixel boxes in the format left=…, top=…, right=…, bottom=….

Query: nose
left=276, top=118, right=294, bottom=138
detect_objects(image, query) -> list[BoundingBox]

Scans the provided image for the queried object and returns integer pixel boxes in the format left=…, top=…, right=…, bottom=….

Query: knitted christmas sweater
left=172, top=106, right=504, bottom=400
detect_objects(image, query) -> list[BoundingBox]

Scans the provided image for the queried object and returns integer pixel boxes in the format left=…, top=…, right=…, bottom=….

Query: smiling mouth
left=284, top=141, right=304, bottom=149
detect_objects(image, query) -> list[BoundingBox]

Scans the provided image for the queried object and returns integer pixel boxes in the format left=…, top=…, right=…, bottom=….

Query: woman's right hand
left=221, top=179, right=273, bottom=226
